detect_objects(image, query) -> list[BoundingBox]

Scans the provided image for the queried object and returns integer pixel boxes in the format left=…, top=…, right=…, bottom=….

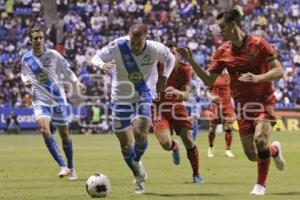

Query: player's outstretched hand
left=165, top=86, right=177, bottom=95
left=178, top=47, right=193, bottom=62
left=238, top=72, right=261, bottom=83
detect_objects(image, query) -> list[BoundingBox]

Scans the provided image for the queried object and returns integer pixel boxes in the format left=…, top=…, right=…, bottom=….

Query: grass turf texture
left=0, top=131, right=299, bottom=200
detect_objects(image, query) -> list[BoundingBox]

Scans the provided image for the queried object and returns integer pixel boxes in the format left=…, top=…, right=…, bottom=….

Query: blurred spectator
left=6, top=111, right=20, bottom=134
left=0, top=0, right=299, bottom=115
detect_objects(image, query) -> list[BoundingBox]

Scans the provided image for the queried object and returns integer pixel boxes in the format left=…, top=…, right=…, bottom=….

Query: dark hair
left=129, top=23, right=148, bottom=37
left=164, top=40, right=177, bottom=48
left=216, top=9, right=242, bottom=27
left=28, top=26, right=44, bottom=39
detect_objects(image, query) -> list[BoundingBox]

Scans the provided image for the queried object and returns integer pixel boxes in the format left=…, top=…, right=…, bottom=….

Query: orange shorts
left=236, top=102, right=276, bottom=138
left=208, top=103, right=235, bottom=124
left=152, top=103, right=192, bottom=135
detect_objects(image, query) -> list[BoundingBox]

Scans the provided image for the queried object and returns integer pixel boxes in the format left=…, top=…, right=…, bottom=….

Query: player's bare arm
left=178, top=47, right=218, bottom=87
left=156, top=75, right=167, bottom=92
left=239, top=59, right=284, bottom=83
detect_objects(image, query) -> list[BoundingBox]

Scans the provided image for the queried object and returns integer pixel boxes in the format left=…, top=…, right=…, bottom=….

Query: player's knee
left=160, top=142, right=172, bottom=151
left=121, top=144, right=132, bottom=152
left=39, top=127, right=50, bottom=135
left=254, top=135, right=268, bottom=150
left=244, top=149, right=257, bottom=161
left=134, top=132, right=148, bottom=143
left=224, top=125, right=232, bottom=132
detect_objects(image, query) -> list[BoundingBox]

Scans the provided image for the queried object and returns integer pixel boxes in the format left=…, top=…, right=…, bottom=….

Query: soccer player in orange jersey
left=207, top=70, right=236, bottom=158
left=179, top=9, right=285, bottom=195
left=152, top=41, right=203, bottom=183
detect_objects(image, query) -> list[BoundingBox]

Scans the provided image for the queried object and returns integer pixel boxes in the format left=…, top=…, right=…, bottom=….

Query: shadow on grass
left=270, top=191, right=300, bottom=196
left=184, top=181, right=245, bottom=185
left=144, top=192, right=221, bottom=197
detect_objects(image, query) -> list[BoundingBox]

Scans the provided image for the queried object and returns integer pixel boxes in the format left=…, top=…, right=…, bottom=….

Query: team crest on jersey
left=143, top=55, right=151, bottom=62
left=43, top=57, right=51, bottom=67
left=44, top=57, right=51, bottom=65
left=247, top=50, right=258, bottom=61
left=128, top=71, right=143, bottom=84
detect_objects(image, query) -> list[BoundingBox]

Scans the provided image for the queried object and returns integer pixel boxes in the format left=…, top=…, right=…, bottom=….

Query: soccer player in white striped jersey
left=21, top=26, right=86, bottom=180
left=91, top=23, right=176, bottom=194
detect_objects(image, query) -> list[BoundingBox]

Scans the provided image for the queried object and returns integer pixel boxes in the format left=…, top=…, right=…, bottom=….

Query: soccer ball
left=86, top=173, right=111, bottom=198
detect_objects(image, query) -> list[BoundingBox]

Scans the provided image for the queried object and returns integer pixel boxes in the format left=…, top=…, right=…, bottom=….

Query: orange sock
left=257, top=149, right=271, bottom=186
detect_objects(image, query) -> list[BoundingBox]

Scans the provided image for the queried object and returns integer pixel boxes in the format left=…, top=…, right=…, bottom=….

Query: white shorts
left=33, top=105, right=69, bottom=125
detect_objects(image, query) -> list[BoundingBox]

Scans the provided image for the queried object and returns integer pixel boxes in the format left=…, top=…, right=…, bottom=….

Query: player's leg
left=224, top=121, right=234, bottom=157
left=208, top=121, right=217, bottom=157
left=178, top=128, right=203, bottom=183
left=132, top=117, right=150, bottom=162
left=34, top=105, right=66, bottom=172
left=116, top=127, right=145, bottom=194
left=115, top=128, right=137, bottom=177
left=251, top=119, right=285, bottom=195
left=153, top=116, right=180, bottom=165
left=36, top=117, right=67, bottom=169
left=51, top=105, right=77, bottom=180
left=57, top=124, right=77, bottom=180
left=112, top=103, right=137, bottom=177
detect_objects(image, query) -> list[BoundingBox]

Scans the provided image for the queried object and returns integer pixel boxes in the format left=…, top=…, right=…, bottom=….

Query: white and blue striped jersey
left=21, top=48, right=79, bottom=107
left=91, top=36, right=176, bottom=103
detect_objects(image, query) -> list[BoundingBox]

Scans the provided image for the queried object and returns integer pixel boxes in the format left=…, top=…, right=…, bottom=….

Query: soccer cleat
left=225, top=150, right=235, bottom=157
left=58, top=167, right=70, bottom=178
left=132, top=160, right=147, bottom=182
left=68, top=168, right=78, bottom=181
left=271, top=141, right=286, bottom=171
left=134, top=178, right=145, bottom=194
left=172, top=140, right=180, bottom=165
left=193, top=175, right=204, bottom=184
left=250, top=184, right=266, bottom=195
left=207, top=147, right=214, bottom=157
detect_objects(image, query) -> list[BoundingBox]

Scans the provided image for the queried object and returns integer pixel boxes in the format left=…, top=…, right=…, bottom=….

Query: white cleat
left=68, top=168, right=78, bottom=181
left=132, top=160, right=147, bottom=182
left=225, top=150, right=235, bottom=157
left=58, top=167, right=70, bottom=178
left=250, top=184, right=266, bottom=195
left=207, top=147, right=214, bottom=158
left=134, top=176, right=145, bottom=194
left=271, top=141, right=286, bottom=171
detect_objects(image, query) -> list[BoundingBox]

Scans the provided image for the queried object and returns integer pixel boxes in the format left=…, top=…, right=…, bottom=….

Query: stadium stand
left=0, top=0, right=299, bottom=132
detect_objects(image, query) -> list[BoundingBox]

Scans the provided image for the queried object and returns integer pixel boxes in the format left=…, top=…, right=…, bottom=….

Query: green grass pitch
left=0, top=131, right=299, bottom=200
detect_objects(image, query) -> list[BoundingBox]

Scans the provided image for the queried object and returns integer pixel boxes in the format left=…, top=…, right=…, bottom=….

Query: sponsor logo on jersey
left=128, top=71, right=143, bottom=84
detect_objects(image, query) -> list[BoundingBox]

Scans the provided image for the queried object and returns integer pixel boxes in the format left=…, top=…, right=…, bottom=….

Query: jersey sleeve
left=156, top=42, right=175, bottom=77
left=208, top=48, right=225, bottom=74
left=56, top=51, right=79, bottom=83
left=20, top=57, right=33, bottom=83
left=259, top=38, right=277, bottom=63
left=91, top=41, right=116, bottom=68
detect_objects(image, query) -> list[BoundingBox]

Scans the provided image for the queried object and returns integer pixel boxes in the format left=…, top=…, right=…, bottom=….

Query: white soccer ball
left=86, top=173, right=111, bottom=198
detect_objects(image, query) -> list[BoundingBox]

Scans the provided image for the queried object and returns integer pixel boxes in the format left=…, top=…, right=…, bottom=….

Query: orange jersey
left=208, top=35, right=276, bottom=105
left=209, top=74, right=231, bottom=105
left=156, top=61, right=192, bottom=103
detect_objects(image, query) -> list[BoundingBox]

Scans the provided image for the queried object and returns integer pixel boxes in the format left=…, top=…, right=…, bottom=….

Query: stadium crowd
left=0, top=0, right=299, bottom=112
